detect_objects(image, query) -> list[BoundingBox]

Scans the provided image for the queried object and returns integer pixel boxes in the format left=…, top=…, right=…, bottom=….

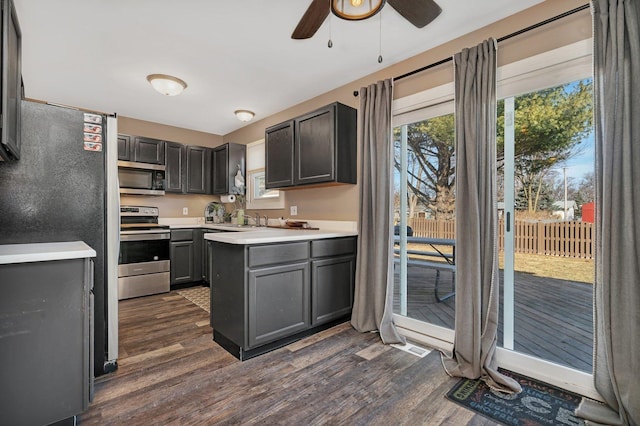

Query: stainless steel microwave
left=117, top=161, right=165, bottom=195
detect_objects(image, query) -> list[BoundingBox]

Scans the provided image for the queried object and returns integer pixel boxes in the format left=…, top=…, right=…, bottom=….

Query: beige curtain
left=576, top=1, right=640, bottom=424
left=442, top=39, right=521, bottom=393
left=351, top=79, right=405, bottom=344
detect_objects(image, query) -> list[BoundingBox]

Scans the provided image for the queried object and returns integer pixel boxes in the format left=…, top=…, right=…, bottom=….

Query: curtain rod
left=353, top=3, right=590, bottom=96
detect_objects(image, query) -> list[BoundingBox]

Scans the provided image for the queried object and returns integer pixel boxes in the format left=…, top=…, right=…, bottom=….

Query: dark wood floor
left=81, top=290, right=498, bottom=425
left=394, top=266, right=594, bottom=372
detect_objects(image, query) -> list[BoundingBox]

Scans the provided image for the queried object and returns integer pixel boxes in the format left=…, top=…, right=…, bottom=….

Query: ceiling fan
left=292, top=0, right=442, bottom=40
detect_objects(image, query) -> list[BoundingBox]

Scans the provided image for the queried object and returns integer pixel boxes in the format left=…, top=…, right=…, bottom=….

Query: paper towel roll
left=220, top=194, right=236, bottom=203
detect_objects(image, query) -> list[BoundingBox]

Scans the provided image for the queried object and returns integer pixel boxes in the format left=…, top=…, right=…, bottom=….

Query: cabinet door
left=265, top=120, right=294, bottom=189
left=294, top=105, right=335, bottom=185
left=186, top=146, right=211, bottom=194
left=311, top=255, right=355, bottom=326
left=133, top=136, right=165, bottom=164
left=248, top=262, right=310, bottom=348
left=212, top=145, right=229, bottom=194
left=117, top=134, right=131, bottom=161
left=165, top=142, right=185, bottom=193
left=170, top=241, right=195, bottom=284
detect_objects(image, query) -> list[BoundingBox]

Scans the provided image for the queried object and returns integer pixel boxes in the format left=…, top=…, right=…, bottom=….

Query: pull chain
left=378, top=10, right=383, bottom=63
left=328, top=0, right=333, bottom=48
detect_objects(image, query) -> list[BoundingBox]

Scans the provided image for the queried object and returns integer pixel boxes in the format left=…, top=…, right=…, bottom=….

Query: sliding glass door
left=498, top=77, right=595, bottom=373
left=392, top=99, right=457, bottom=347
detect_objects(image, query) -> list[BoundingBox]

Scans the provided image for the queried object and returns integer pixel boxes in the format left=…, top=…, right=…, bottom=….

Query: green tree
left=497, top=80, right=593, bottom=213
left=393, top=114, right=455, bottom=219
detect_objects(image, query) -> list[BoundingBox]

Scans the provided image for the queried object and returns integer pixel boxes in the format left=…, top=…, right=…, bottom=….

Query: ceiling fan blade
left=291, top=0, right=330, bottom=39
left=387, top=0, right=442, bottom=28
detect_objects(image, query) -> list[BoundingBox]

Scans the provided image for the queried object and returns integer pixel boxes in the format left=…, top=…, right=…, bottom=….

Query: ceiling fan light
left=146, top=74, right=187, bottom=96
left=332, top=0, right=385, bottom=20
left=234, top=110, right=255, bottom=122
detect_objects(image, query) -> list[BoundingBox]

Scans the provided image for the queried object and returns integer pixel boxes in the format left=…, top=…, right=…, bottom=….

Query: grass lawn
left=403, top=243, right=594, bottom=284
left=499, top=252, right=594, bottom=284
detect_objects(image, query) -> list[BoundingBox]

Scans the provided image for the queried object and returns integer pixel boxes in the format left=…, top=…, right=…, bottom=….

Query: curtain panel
left=351, top=79, right=405, bottom=344
left=441, top=38, right=521, bottom=394
left=577, top=1, right=640, bottom=424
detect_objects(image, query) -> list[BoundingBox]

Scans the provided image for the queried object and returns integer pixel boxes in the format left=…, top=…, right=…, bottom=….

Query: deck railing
left=407, top=218, right=594, bottom=259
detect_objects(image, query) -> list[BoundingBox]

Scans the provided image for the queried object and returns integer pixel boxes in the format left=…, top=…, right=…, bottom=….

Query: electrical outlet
left=290, top=205, right=298, bottom=216
left=183, top=207, right=188, bottom=216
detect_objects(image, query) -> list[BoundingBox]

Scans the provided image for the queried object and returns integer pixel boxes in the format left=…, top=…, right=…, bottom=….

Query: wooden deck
left=81, top=290, right=497, bottom=425
left=394, top=265, right=594, bottom=372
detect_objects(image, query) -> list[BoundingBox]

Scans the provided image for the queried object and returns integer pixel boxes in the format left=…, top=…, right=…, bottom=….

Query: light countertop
left=204, top=228, right=357, bottom=245
left=0, top=241, right=96, bottom=265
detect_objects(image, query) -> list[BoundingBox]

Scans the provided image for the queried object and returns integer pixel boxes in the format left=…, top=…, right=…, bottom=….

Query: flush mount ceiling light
left=146, top=74, right=187, bottom=96
left=331, top=0, right=385, bottom=21
left=234, top=110, right=255, bottom=122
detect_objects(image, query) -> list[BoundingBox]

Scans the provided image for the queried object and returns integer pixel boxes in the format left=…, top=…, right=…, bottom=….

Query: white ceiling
left=14, top=0, right=544, bottom=136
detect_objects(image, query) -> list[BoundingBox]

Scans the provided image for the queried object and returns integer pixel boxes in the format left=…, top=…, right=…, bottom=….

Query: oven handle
left=120, top=233, right=170, bottom=241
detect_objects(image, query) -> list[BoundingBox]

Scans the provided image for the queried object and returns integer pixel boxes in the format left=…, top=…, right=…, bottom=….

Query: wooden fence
left=407, top=218, right=594, bottom=259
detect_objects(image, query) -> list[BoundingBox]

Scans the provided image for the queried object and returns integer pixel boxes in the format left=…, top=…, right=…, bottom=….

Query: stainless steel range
left=118, top=206, right=170, bottom=300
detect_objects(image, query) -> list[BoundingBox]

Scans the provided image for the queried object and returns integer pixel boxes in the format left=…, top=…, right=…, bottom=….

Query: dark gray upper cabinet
left=133, top=136, right=165, bottom=164
left=117, top=134, right=132, bottom=161
left=186, top=145, right=211, bottom=194
left=212, top=143, right=246, bottom=195
left=265, top=120, right=294, bottom=189
left=164, top=141, right=185, bottom=193
left=0, top=0, right=22, bottom=161
left=265, top=102, right=356, bottom=189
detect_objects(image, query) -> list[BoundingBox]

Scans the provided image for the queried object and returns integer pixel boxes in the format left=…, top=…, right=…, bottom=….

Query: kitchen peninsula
left=205, top=227, right=357, bottom=360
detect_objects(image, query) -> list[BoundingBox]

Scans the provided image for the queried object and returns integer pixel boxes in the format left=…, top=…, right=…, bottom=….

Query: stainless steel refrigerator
left=0, top=100, right=119, bottom=377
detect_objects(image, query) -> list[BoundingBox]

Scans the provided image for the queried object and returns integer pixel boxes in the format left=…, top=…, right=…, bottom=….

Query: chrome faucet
left=262, top=215, right=269, bottom=227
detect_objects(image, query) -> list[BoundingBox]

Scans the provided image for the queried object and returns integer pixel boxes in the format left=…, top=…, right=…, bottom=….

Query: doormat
left=446, top=369, right=585, bottom=425
left=177, top=286, right=210, bottom=313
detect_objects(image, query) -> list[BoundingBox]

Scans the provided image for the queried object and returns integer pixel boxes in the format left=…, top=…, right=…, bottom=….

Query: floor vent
left=391, top=342, right=431, bottom=358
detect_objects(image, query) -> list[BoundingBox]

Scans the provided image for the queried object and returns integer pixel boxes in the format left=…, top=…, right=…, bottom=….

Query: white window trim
left=245, top=139, right=285, bottom=210
left=391, top=38, right=601, bottom=401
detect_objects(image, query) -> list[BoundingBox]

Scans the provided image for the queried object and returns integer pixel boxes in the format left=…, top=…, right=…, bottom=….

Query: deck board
left=394, top=265, right=594, bottom=372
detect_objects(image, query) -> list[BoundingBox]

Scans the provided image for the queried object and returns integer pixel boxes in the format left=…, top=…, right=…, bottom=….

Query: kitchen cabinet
left=170, top=229, right=196, bottom=285
left=310, top=238, right=356, bottom=325
left=208, top=236, right=356, bottom=360
left=248, top=262, right=310, bottom=348
left=212, top=142, right=246, bottom=195
left=118, top=134, right=165, bottom=165
left=265, top=102, right=356, bottom=189
left=0, top=246, right=93, bottom=425
left=186, top=145, right=212, bottom=194
left=165, top=141, right=185, bottom=193
left=133, top=136, right=165, bottom=164
left=264, top=120, right=295, bottom=188
left=117, top=134, right=132, bottom=161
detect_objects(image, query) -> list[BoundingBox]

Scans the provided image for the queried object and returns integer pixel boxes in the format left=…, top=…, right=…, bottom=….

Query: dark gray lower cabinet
left=311, top=255, right=355, bottom=326
left=209, top=236, right=356, bottom=360
left=248, top=262, right=309, bottom=348
left=170, top=229, right=200, bottom=285
left=170, top=240, right=194, bottom=284
left=0, top=257, right=92, bottom=425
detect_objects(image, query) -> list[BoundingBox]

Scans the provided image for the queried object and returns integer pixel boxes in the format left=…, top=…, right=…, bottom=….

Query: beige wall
left=119, top=1, right=591, bottom=221
left=120, top=193, right=221, bottom=218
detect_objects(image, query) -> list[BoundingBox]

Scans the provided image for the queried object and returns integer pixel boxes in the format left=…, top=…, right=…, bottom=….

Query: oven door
left=119, top=232, right=170, bottom=264
left=118, top=231, right=170, bottom=300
